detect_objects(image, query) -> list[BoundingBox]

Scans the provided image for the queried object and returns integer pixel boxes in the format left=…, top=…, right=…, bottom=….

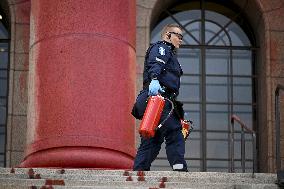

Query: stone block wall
left=6, top=0, right=30, bottom=167
left=258, top=0, right=284, bottom=172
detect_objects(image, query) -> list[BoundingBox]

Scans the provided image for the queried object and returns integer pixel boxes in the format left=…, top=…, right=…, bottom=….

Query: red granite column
left=20, top=0, right=136, bottom=168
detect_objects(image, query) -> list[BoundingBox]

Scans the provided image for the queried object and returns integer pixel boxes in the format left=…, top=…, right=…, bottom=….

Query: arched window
left=0, top=9, right=9, bottom=167
left=151, top=1, right=257, bottom=172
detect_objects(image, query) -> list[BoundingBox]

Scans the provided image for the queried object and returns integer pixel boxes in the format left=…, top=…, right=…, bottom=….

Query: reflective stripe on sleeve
left=155, top=57, right=166, bottom=64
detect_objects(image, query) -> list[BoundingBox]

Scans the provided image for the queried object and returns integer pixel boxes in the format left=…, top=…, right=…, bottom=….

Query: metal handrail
left=275, top=84, right=284, bottom=172
left=230, top=114, right=257, bottom=178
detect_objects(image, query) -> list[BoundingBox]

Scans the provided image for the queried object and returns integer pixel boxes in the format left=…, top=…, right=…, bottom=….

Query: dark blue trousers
left=133, top=100, right=188, bottom=171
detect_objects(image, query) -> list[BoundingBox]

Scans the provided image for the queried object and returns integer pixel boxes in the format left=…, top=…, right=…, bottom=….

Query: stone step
left=0, top=183, right=279, bottom=189
left=0, top=173, right=277, bottom=184
left=0, top=168, right=127, bottom=175
left=5, top=168, right=277, bottom=183
left=0, top=168, right=278, bottom=189
left=0, top=168, right=261, bottom=177
left=0, top=178, right=279, bottom=188
left=0, top=186, right=156, bottom=189
left=5, top=168, right=276, bottom=179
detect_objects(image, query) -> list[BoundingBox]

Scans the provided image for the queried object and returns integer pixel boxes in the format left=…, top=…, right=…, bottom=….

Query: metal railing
left=275, top=84, right=284, bottom=173
left=230, top=114, right=257, bottom=177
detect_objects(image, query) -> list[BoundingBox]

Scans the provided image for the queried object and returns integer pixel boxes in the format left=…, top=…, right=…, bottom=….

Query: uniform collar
left=161, top=40, right=175, bottom=51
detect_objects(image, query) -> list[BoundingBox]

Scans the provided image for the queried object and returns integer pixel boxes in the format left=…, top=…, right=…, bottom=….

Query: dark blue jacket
left=143, top=41, right=183, bottom=94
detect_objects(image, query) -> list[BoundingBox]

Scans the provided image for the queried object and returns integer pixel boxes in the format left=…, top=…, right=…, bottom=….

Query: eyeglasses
left=169, top=32, right=183, bottom=40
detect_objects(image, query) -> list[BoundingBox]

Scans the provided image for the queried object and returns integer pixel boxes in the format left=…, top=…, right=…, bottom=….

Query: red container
left=139, top=95, right=165, bottom=138
left=181, top=119, right=190, bottom=130
left=181, top=119, right=191, bottom=140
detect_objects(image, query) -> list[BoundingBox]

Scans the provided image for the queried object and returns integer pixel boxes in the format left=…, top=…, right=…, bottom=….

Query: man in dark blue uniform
left=132, top=24, right=188, bottom=171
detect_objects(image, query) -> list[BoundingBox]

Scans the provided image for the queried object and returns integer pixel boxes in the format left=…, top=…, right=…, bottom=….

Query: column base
left=19, top=147, right=134, bottom=169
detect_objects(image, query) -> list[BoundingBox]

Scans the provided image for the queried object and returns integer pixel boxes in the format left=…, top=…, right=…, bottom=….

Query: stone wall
left=6, top=0, right=30, bottom=167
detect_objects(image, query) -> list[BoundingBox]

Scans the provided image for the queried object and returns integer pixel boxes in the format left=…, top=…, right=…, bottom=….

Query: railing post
left=252, top=133, right=256, bottom=178
left=231, top=114, right=256, bottom=177
left=230, top=118, right=235, bottom=173
left=241, top=127, right=245, bottom=173
left=275, top=84, right=284, bottom=186
left=275, top=87, right=281, bottom=171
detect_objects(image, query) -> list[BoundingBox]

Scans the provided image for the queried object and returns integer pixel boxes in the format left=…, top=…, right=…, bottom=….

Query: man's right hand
left=148, top=79, right=165, bottom=96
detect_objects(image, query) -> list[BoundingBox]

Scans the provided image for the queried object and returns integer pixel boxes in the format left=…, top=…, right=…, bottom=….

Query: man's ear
left=167, top=33, right=171, bottom=39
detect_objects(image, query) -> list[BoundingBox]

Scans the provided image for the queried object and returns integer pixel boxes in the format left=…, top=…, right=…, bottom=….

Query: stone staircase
left=0, top=168, right=279, bottom=189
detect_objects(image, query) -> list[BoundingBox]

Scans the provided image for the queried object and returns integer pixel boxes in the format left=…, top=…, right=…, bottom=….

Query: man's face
left=167, top=27, right=183, bottom=48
